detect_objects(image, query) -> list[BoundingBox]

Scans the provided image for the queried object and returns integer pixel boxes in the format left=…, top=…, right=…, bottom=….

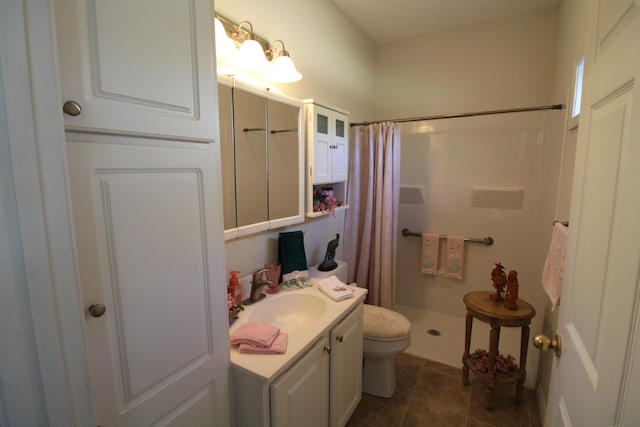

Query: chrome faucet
left=244, top=268, right=272, bottom=305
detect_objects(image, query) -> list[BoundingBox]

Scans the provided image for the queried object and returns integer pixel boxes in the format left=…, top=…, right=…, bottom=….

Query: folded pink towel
left=230, top=322, right=280, bottom=348
left=239, top=333, right=288, bottom=354
left=421, top=233, right=439, bottom=275
left=446, top=235, right=465, bottom=280
left=542, top=222, right=568, bottom=311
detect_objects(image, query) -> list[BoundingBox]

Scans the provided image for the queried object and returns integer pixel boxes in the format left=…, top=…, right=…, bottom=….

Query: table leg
left=485, top=319, right=501, bottom=410
left=516, top=325, right=530, bottom=405
left=462, top=312, right=473, bottom=385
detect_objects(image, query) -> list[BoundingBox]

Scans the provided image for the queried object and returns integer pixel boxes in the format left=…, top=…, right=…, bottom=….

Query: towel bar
left=401, top=228, right=494, bottom=246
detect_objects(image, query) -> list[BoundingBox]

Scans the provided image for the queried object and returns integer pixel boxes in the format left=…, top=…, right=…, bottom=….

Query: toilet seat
left=363, top=304, right=411, bottom=341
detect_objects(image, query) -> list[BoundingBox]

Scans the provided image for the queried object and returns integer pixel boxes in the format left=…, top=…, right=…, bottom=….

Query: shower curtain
left=344, top=122, right=401, bottom=309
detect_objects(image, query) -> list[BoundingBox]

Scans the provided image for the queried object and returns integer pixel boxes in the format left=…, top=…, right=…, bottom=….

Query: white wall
left=376, top=8, right=558, bottom=119
left=215, top=0, right=377, bottom=278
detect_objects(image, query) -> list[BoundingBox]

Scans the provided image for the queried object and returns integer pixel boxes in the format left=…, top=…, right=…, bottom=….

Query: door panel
left=67, top=139, right=230, bottom=426
left=547, top=0, right=640, bottom=425
left=55, top=0, right=215, bottom=141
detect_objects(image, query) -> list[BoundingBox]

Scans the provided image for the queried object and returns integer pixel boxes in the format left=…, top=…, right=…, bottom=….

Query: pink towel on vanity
left=230, top=322, right=280, bottom=348
left=542, top=222, right=568, bottom=311
left=239, top=333, right=288, bottom=354
left=446, top=235, right=465, bottom=280
left=421, top=233, right=439, bottom=275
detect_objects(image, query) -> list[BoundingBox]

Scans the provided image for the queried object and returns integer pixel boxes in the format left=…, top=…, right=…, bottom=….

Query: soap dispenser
left=228, top=271, right=242, bottom=306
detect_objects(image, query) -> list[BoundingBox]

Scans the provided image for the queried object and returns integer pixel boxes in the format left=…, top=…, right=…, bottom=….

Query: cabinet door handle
left=336, top=335, right=344, bottom=343
left=324, top=345, right=331, bottom=354
left=62, top=100, right=82, bottom=116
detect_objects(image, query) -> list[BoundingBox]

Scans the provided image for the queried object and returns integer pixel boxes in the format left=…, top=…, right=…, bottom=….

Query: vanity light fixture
left=214, top=14, right=302, bottom=83
left=233, top=21, right=271, bottom=71
left=214, top=17, right=237, bottom=60
left=266, top=40, right=302, bottom=83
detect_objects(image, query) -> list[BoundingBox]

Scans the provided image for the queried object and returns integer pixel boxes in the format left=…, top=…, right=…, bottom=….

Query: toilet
left=309, top=259, right=412, bottom=398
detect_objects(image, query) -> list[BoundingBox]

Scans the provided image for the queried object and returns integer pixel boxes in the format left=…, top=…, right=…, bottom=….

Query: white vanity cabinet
left=231, top=297, right=364, bottom=427
left=305, top=101, right=350, bottom=184
left=54, top=0, right=216, bottom=142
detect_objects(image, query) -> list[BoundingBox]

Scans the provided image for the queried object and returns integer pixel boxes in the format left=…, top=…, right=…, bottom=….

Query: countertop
left=229, top=284, right=367, bottom=381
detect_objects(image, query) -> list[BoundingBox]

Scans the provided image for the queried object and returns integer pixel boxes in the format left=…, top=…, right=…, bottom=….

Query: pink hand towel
left=239, top=333, right=288, bottom=354
left=421, top=233, right=439, bottom=275
left=230, top=322, right=280, bottom=348
left=542, top=222, right=568, bottom=310
left=446, top=236, right=465, bottom=279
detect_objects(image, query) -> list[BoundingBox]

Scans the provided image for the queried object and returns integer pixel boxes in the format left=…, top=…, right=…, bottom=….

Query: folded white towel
left=542, top=222, right=568, bottom=311
left=317, top=275, right=354, bottom=301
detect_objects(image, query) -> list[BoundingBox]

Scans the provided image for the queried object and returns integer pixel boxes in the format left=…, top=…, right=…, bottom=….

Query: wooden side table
left=462, top=291, right=536, bottom=410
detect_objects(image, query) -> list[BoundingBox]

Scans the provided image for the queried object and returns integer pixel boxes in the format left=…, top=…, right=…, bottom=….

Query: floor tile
left=348, top=353, right=539, bottom=427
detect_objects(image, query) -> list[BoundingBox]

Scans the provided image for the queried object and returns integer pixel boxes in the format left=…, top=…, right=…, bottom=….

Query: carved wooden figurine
left=490, top=262, right=507, bottom=301
left=504, top=270, right=519, bottom=310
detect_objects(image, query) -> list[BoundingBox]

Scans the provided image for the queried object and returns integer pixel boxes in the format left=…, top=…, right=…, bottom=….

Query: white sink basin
left=249, top=293, right=327, bottom=333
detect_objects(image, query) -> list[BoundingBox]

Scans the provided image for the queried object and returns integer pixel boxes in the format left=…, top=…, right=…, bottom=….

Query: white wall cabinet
left=304, top=101, right=350, bottom=217
left=305, top=101, right=349, bottom=184
left=55, top=0, right=216, bottom=142
left=232, top=303, right=364, bottom=427
left=219, top=78, right=304, bottom=239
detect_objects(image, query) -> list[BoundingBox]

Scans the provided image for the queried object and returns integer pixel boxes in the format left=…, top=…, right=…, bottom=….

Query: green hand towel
left=278, top=231, right=308, bottom=280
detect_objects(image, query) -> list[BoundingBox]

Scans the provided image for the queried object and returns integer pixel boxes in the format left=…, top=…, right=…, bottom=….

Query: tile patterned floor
left=347, top=353, right=542, bottom=427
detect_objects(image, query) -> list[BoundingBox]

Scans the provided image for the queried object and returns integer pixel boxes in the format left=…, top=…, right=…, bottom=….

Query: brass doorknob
left=62, top=100, right=82, bottom=116
left=533, top=334, right=562, bottom=357
left=88, top=304, right=106, bottom=318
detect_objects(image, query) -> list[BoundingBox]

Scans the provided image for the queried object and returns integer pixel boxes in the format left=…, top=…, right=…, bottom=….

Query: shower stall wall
left=394, top=109, right=564, bottom=387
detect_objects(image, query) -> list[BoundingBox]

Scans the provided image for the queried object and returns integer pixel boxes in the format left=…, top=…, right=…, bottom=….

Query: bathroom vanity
left=230, top=285, right=367, bottom=427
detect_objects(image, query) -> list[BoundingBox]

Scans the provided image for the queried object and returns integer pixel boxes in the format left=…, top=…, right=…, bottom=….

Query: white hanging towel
left=446, top=236, right=465, bottom=279
left=421, top=233, right=440, bottom=275
left=542, top=222, right=569, bottom=310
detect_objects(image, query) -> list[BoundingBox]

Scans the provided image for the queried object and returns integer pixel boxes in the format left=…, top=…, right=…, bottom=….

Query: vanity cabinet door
left=330, top=304, right=364, bottom=427
left=271, top=336, right=330, bottom=427
left=54, top=0, right=216, bottom=141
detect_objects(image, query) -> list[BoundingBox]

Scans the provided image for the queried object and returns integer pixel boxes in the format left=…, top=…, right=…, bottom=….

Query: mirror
left=218, top=78, right=303, bottom=238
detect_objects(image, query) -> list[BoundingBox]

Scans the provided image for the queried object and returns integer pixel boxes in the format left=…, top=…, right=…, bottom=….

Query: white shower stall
left=394, top=108, right=565, bottom=387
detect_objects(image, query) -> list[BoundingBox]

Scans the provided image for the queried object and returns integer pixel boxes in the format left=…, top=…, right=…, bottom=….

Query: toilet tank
left=308, top=259, right=348, bottom=283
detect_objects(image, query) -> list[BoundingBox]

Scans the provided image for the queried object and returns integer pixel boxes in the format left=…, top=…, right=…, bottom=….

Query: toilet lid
left=363, top=304, right=411, bottom=340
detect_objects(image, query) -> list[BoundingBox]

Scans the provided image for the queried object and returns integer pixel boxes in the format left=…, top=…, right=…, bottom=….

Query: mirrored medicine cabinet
left=218, top=77, right=304, bottom=239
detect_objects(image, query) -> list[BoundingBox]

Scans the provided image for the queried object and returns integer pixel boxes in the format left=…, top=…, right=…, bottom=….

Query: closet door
left=54, top=0, right=216, bottom=141
left=67, top=137, right=230, bottom=426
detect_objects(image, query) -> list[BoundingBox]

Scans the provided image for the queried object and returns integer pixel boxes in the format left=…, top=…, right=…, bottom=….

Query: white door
left=545, top=1, right=640, bottom=426
left=67, top=138, right=231, bottom=426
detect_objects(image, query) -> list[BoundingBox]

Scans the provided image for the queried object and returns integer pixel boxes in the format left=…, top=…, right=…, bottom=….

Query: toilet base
left=362, top=356, right=396, bottom=398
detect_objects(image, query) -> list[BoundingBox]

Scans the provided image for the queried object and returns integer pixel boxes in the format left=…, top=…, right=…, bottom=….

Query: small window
left=317, top=114, right=328, bottom=134
left=568, top=57, right=584, bottom=130
left=335, top=119, right=345, bottom=138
